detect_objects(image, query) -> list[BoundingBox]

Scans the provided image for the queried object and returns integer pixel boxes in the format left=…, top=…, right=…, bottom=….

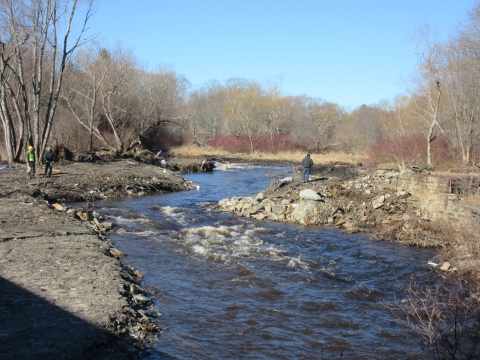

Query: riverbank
left=216, top=162, right=480, bottom=281
left=1, top=158, right=478, bottom=357
left=0, top=160, right=196, bottom=359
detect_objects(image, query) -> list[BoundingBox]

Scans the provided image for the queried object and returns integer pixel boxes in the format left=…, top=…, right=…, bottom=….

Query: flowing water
left=90, top=166, right=438, bottom=359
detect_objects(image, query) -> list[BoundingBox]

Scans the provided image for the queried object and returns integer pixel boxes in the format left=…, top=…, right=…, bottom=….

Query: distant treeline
left=1, top=1, right=479, bottom=169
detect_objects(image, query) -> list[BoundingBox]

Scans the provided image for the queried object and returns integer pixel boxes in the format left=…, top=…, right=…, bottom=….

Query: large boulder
left=290, top=201, right=320, bottom=225
left=299, top=189, right=322, bottom=201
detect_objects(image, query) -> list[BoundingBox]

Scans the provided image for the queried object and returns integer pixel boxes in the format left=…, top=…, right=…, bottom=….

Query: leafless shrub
left=50, top=111, right=90, bottom=151
left=437, top=218, right=480, bottom=281
left=383, top=280, right=480, bottom=359
left=376, top=219, right=448, bottom=248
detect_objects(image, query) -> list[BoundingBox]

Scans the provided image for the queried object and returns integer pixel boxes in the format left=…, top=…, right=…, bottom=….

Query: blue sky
left=86, top=0, right=477, bottom=109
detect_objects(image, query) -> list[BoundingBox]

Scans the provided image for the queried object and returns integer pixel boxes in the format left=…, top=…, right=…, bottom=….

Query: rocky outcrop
left=216, top=166, right=480, bottom=241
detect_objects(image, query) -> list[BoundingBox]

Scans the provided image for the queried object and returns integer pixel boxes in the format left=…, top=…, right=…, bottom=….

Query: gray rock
left=299, top=189, right=322, bottom=201
left=279, top=176, right=293, bottom=185
left=271, top=205, right=286, bottom=214
left=372, top=195, right=385, bottom=209
left=254, top=192, right=265, bottom=201
left=291, top=202, right=319, bottom=225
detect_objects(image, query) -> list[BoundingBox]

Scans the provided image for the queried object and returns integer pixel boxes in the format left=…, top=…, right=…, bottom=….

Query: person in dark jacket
left=44, top=146, right=56, bottom=177
left=301, top=154, right=313, bottom=183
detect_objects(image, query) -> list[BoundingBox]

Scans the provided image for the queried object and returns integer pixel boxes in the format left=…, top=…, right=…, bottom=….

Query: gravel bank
left=0, top=160, right=195, bottom=359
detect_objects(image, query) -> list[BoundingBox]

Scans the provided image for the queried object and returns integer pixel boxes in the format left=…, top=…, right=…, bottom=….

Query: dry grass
left=437, top=219, right=480, bottom=281
left=169, top=145, right=367, bottom=167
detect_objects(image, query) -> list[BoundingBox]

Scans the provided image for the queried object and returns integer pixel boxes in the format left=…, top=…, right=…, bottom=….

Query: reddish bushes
left=368, top=134, right=456, bottom=168
left=208, top=134, right=302, bottom=153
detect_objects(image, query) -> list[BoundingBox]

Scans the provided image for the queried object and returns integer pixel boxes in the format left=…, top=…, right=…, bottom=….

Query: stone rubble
left=216, top=167, right=420, bottom=232
left=215, top=164, right=480, bottom=277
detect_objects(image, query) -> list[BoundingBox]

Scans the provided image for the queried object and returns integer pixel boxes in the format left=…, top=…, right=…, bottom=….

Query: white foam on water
left=157, top=205, right=178, bottom=215
left=232, top=247, right=253, bottom=256
left=265, top=245, right=288, bottom=258
left=184, top=225, right=236, bottom=238
left=192, top=244, right=208, bottom=255
left=152, top=205, right=189, bottom=226
left=173, top=224, right=311, bottom=271
left=116, top=228, right=158, bottom=237
left=287, top=255, right=310, bottom=270
left=244, top=228, right=262, bottom=236
left=234, top=235, right=263, bottom=247
left=113, top=215, right=150, bottom=225
left=214, top=163, right=257, bottom=171
left=206, top=253, right=228, bottom=263
left=202, top=237, right=226, bottom=246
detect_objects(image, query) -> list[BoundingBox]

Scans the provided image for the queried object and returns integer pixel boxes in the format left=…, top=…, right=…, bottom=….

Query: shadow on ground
left=0, top=277, right=171, bottom=359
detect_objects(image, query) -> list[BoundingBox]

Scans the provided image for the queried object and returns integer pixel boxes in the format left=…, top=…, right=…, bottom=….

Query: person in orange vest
left=26, top=145, right=36, bottom=179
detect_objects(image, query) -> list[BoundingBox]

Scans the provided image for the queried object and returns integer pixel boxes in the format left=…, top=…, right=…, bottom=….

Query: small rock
left=254, top=193, right=265, bottom=201
left=77, top=211, right=93, bottom=222
left=278, top=176, right=293, bottom=185
left=110, top=248, right=126, bottom=259
left=372, top=195, right=385, bottom=209
left=440, top=262, right=451, bottom=271
left=52, top=203, right=66, bottom=211
left=139, top=323, right=161, bottom=332
left=271, top=205, right=286, bottom=214
left=133, top=294, right=150, bottom=303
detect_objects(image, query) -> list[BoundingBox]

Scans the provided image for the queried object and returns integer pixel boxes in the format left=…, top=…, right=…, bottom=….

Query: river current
left=91, top=165, right=438, bottom=359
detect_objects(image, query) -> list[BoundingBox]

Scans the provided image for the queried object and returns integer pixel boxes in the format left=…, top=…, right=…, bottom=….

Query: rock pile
left=216, top=166, right=429, bottom=235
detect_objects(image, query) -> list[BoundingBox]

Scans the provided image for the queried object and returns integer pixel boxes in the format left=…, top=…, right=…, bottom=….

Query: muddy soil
left=0, top=160, right=194, bottom=359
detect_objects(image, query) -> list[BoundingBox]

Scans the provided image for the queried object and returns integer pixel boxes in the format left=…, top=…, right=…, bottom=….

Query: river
left=91, top=165, right=437, bottom=359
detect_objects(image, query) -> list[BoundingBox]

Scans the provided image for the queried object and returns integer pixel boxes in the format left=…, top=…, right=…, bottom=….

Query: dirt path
left=0, top=160, right=195, bottom=359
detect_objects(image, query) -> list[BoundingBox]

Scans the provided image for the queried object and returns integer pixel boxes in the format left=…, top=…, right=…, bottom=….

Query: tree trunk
left=427, top=85, right=442, bottom=167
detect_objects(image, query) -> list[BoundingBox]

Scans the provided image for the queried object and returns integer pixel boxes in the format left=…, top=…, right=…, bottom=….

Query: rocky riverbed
left=0, top=160, right=196, bottom=359
left=216, top=163, right=480, bottom=279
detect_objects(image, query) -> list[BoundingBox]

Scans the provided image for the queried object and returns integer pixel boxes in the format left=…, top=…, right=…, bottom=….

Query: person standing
left=301, top=153, right=313, bottom=183
left=44, top=146, right=56, bottom=177
left=26, top=145, right=36, bottom=179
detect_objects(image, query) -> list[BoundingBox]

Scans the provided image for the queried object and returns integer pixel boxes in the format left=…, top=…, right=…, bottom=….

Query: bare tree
left=409, top=26, right=444, bottom=167
left=96, top=45, right=136, bottom=152
left=0, top=0, right=96, bottom=162
left=184, top=80, right=225, bottom=146
left=128, top=65, right=189, bottom=146
left=223, top=82, right=263, bottom=153
left=61, top=44, right=110, bottom=151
